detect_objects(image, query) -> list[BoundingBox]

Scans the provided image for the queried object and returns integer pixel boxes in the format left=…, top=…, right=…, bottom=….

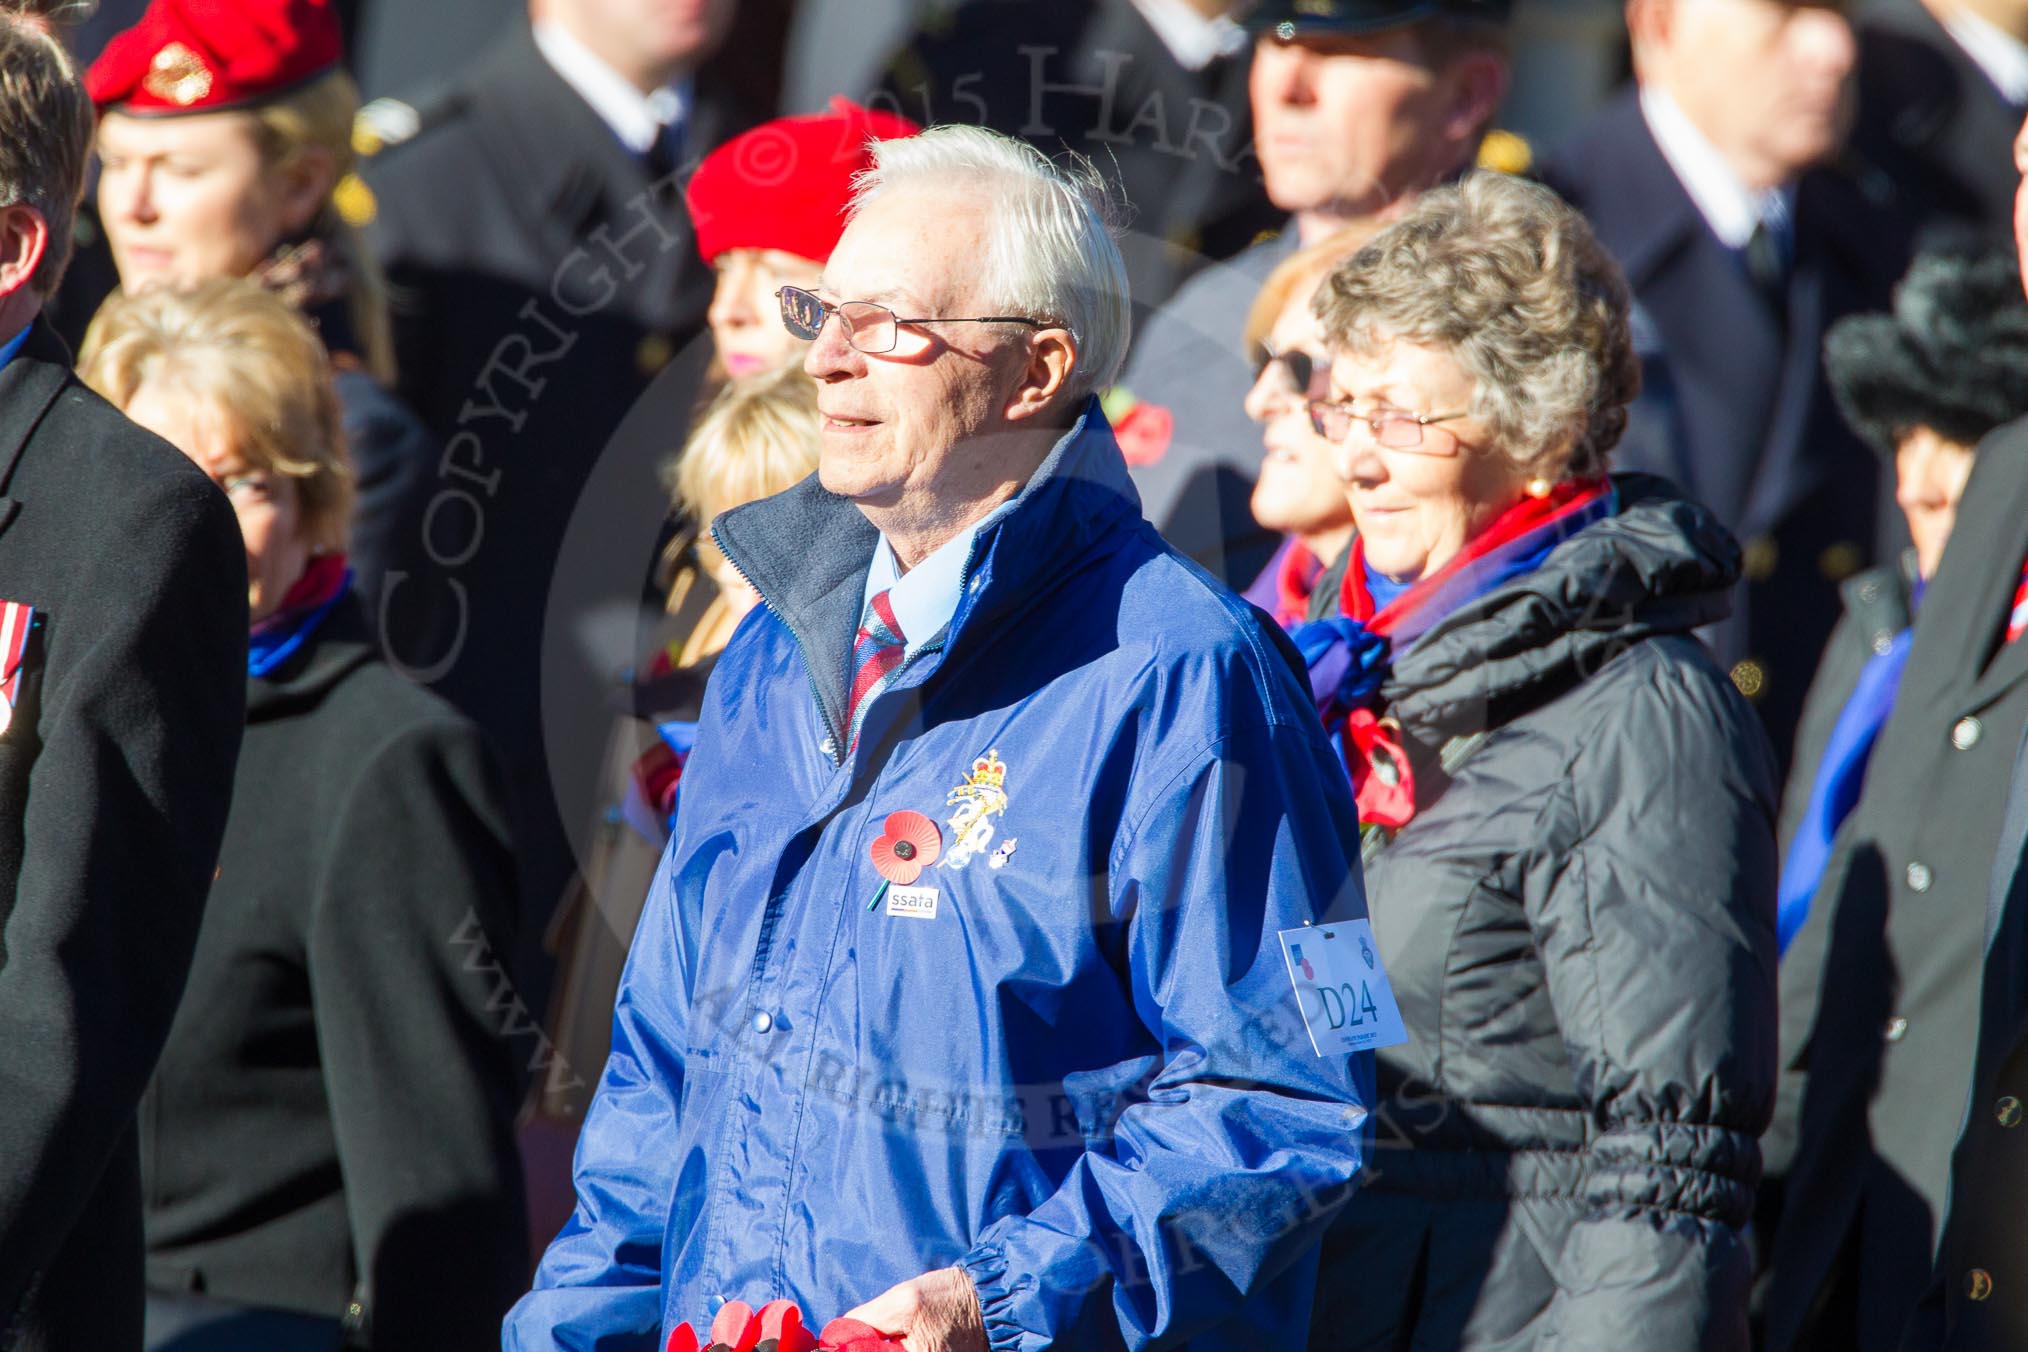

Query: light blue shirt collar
left=0, top=325, right=30, bottom=375
left=860, top=505, right=1010, bottom=659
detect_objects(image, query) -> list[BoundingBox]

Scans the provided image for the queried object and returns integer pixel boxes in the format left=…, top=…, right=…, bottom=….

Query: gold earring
left=1526, top=477, right=1552, bottom=499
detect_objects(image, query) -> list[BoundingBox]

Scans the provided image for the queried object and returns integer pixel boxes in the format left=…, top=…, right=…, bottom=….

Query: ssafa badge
left=0, top=600, right=35, bottom=737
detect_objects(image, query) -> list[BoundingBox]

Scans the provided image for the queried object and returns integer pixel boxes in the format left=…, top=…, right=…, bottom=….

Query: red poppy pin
left=870, top=810, right=942, bottom=885
left=1344, top=709, right=1416, bottom=831
left=1112, top=400, right=1174, bottom=467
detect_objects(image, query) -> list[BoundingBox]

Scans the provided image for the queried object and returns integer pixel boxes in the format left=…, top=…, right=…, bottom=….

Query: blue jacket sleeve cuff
left=957, top=1241, right=1031, bottom=1352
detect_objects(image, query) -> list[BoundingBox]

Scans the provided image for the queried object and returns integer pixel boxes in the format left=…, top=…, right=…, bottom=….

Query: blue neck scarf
left=248, top=567, right=353, bottom=678
left=1363, top=561, right=1413, bottom=613
left=1777, top=583, right=1921, bottom=954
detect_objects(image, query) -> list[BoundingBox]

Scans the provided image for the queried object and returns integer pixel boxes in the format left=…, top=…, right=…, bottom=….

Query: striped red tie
left=844, top=590, right=906, bottom=750
left=2009, top=554, right=2028, bottom=644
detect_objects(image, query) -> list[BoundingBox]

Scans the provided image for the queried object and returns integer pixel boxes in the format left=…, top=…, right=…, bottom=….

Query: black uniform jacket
left=881, top=0, right=1279, bottom=310
left=1852, top=0, right=2026, bottom=245
left=1544, top=88, right=1914, bottom=770
left=1905, top=691, right=2028, bottom=1351
left=1768, top=419, right=2028, bottom=1351
left=0, top=321, right=247, bottom=1351
left=363, top=21, right=751, bottom=986
left=142, top=599, right=527, bottom=1349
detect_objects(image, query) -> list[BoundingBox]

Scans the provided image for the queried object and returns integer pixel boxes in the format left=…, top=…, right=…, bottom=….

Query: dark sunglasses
left=1251, top=341, right=1327, bottom=400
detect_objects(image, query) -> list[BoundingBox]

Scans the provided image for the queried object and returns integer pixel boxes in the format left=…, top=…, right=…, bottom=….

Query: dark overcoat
left=1851, top=0, right=2025, bottom=245
left=0, top=322, right=247, bottom=1350
left=880, top=0, right=1280, bottom=311
left=1902, top=716, right=2028, bottom=1351
left=362, top=22, right=751, bottom=995
left=1767, top=419, right=2028, bottom=1351
left=1543, top=88, right=1914, bottom=770
left=141, top=600, right=528, bottom=1348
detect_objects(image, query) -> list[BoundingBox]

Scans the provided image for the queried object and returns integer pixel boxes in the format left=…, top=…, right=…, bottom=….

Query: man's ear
left=1443, top=51, right=1510, bottom=148
left=0, top=203, right=51, bottom=305
left=1625, top=0, right=1671, bottom=69
left=1003, top=328, right=1079, bottom=424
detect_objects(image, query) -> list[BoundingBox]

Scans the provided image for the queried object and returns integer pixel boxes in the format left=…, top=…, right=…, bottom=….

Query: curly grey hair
left=1313, top=171, right=1640, bottom=481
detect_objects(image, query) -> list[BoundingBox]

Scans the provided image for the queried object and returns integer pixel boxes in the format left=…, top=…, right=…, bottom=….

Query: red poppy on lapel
left=870, top=810, right=942, bottom=885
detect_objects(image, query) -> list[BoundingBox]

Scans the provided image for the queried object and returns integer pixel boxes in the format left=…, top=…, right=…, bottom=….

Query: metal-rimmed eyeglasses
left=1306, top=401, right=1471, bottom=452
left=777, top=285, right=1047, bottom=354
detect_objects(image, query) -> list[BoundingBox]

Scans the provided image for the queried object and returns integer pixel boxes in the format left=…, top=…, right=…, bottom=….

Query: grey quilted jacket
left=1305, top=476, right=1781, bottom=1351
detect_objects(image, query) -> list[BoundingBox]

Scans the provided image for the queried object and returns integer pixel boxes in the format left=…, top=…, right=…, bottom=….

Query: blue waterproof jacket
left=506, top=401, right=1372, bottom=1350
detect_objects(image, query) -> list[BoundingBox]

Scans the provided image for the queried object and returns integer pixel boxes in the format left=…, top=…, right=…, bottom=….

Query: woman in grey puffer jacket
left=1293, top=174, right=1780, bottom=1350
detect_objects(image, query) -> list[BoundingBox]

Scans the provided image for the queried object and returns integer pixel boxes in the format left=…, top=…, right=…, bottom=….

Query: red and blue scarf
left=248, top=554, right=352, bottom=677
left=1291, top=478, right=1619, bottom=829
left=1242, top=537, right=1328, bottom=630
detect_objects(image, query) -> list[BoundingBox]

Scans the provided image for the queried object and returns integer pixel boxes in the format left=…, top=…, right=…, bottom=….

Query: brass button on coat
left=1968, top=1269, right=1994, bottom=1301
left=1999, top=1096, right=2023, bottom=1128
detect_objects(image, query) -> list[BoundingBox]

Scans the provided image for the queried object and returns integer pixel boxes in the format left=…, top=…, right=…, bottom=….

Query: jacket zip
left=719, top=548, right=847, bottom=765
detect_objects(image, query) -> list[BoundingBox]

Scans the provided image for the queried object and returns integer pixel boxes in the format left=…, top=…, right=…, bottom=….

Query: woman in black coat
left=1763, top=249, right=2028, bottom=1248
left=1292, top=173, right=1779, bottom=1349
left=81, top=280, right=527, bottom=1352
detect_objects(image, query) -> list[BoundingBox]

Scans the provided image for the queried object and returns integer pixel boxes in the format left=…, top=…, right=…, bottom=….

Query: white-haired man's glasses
left=777, top=285, right=1047, bottom=355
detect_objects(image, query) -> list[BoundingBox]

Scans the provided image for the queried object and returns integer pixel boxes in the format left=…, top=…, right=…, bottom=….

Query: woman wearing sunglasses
left=1236, top=225, right=1375, bottom=628
left=1296, top=173, right=1779, bottom=1350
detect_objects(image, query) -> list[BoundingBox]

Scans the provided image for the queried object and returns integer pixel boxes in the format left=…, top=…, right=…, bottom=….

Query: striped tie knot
left=845, top=590, right=907, bottom=750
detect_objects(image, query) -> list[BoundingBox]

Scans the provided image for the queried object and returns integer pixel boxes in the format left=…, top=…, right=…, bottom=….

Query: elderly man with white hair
left=505, top=124, right=1373, bottom=1351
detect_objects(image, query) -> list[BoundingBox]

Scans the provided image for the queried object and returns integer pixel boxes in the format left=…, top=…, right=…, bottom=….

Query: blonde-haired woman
left=85, top=0, right=431, bottom=607
left=80, top=278, right=527, bottom=1351
left=533, top=364, right=821, bottom=1211
left=657, top=361, right=824, bottom=663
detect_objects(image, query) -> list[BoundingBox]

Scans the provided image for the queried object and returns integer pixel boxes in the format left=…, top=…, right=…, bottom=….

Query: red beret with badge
left=85, top=0, right=342, bottom=114
left=686, top=98, right=922, bottom=268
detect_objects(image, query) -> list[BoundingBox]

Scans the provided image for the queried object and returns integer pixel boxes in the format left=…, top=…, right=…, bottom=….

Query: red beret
left=86, top=0, right=342, bottom=115
left=686, top=98, right=922, bottom=267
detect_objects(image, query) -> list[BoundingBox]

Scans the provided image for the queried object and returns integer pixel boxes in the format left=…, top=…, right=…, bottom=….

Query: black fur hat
left=1825, top=244, right=2028, bottom=457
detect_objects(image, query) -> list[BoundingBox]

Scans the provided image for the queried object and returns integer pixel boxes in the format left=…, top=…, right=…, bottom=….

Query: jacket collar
left=712, top=396, right=1141, bottom=746
left=0, top=320, right=75, bottom=535
left=1383, top=473, right=1741, bottom=736
left=1558, top=89, right=1711, bottom=291
left=462, top=21, right=737, bottom=241
left=246, top=595, right=378, bottom=719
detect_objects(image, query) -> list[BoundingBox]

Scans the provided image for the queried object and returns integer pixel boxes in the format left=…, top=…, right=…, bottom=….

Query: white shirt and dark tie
left=845, top=512, right=1007, bottom=751
left=1640, top=84, right=1796, bottom=309
left=532, top=19, right=690, bottom=175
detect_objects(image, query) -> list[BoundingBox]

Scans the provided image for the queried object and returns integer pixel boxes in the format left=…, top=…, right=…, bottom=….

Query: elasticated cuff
left=957, top=1242, right=1031, bottom=1352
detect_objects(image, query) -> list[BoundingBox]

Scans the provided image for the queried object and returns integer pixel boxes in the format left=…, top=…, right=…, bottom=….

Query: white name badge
left=1278, top=920, right=1408, bottom=1057
left=886, top=885, right=940, bottom=920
